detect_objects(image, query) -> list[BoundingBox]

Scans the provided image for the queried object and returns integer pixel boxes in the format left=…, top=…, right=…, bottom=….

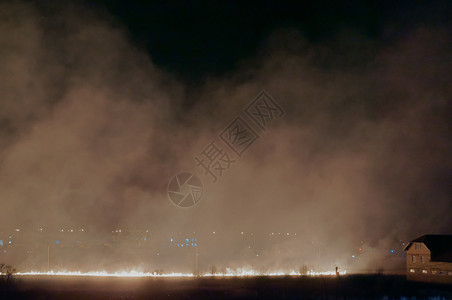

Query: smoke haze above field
left=0, top=1, right=451, bottom=271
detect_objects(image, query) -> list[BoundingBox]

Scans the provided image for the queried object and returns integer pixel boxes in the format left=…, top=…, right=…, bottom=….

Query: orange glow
left=17, top=269, right=347, bottom=278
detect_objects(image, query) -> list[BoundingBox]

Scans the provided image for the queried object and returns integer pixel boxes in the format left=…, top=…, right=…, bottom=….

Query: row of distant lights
left=211, top=232, right=297, bottom=236
left=351, top=249, right=397, bottom=258
left=269, top=232, right=296, bottom=236
left=14, top=229, right=297, bottom=236
left=59, top=229, right=85, bottom=233
left=112, top=230, right=151, bottom=233
left=11, top=228, right=85, bottom=232
left=12, top=228, right=86, bottom=233
left=14, top=228, right=155, bottom=233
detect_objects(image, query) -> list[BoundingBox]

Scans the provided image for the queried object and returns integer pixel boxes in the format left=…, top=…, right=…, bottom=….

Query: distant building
left=403, top=235, right=452, bottom=284
left=111, top=229, right=152, bottom=247
left=170, top=236, right=197, bottom=248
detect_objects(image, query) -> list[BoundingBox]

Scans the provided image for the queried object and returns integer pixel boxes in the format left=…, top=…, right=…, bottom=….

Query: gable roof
left=405, top=235, right=452, bottom=263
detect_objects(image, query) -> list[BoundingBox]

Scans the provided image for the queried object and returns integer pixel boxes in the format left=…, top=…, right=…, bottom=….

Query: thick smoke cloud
left=0, top=2, right=450, bottom=272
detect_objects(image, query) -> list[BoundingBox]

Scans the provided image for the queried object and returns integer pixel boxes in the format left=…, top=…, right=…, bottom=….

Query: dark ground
left=1, top=275, right=452, bottom=300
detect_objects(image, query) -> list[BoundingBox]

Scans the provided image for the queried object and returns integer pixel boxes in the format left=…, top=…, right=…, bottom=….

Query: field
left=1, top=275, right=452, bottom=300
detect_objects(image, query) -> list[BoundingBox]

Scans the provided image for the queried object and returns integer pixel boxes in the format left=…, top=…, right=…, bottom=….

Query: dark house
left=403, top=235, right=452, bottom=284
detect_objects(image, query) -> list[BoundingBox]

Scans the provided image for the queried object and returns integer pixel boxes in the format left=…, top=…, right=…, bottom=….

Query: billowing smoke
left=0, top=2, right=450, bottom=273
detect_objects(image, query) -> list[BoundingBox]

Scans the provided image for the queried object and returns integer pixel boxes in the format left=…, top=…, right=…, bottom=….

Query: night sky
left=0, top=0, right=451, bottom=273
left=70, top=0, right=452, bottom=81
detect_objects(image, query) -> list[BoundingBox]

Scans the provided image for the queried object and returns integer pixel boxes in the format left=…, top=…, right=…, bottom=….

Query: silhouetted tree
left=152, top=268, right=164, bottom=275
left=0, top=263, right=17, bottom=298
left=299, top=264, right=308, bottom=275
left=0, top=263, right=16, bottom=285
left=210, top=264, right=217, bottom=275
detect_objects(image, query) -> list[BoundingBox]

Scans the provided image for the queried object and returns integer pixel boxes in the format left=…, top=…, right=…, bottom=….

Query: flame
left=17, top=271, right=191, bottom=277
left=17, top=269, right=346, bottom=277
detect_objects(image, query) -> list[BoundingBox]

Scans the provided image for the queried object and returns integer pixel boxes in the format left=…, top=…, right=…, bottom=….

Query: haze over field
left=0, top=1, right=451, bottom=273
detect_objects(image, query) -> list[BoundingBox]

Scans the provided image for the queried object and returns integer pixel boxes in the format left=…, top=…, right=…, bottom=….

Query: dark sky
left=77, top=0, right=451, bottom=82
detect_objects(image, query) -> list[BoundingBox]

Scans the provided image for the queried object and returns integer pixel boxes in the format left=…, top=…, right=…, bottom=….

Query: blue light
left=186, top=238, right=189, bottom=243
left=170, top=238, right=174, bottom=242
left=372, top=250, right=375, bottom=252
left=8, top=241, right=11, bottom=244
left=390, top=250, right=394, bottom=253
left=194, top=243, right=197, bottom=247
left=177, top=243, right=180, bottom=247
left=56, top=240, right=60, bottom=244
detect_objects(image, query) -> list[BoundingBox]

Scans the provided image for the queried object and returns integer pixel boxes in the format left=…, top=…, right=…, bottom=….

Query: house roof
left=405, top=235, right=452, bottom=263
